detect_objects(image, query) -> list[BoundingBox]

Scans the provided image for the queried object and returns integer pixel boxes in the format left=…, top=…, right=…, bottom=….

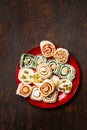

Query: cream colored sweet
left=53, top=48, right=69, bottom=64
left=57, top=79, right=72, bottom=94
left=16, top=83, right=32, bottom=98
left=40, top=40, right=56, bottom=57
left=37, top=63, right=52, bottom=79
left=39, top=79, right=54, bottom=97
left=43, top=91, right=58, bottom=103
left=30, top=87, right=43, bottom=101
left=18, top=68, right=34, bottom=84
left=50, top=75, right=60, bottom=88
left=58, top=64, right=76, bottom=81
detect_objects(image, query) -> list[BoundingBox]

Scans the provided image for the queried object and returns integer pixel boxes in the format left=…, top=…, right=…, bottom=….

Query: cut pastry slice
left=57, top=79, right=72, bottom=94
left=20, top=53, right=35, bottom=68
left=58, top=64, right=76, bottom=81
left=35, top=55, right=47, bottom=67
left=40, top=40, right=56, bottom=57
left=18, top=68, right=34, bottom=84
left=16, top=83, right=32, bottom=98
left=43, top=91, right=58, bottom=103
left=30, top=87, right=44, bottom=101
left=53, top=48, right=69, bottom=64
left=37, top=63, right=52, bottom=79
left=39, top=79, right=54, bottom=97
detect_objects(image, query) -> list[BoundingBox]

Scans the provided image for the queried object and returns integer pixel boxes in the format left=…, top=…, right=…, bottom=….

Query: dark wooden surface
left=0, top=0, right=87, bottom=130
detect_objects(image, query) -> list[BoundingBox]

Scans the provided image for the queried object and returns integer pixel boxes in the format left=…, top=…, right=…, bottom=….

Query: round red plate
left=15, top=46, right=80, bottom=108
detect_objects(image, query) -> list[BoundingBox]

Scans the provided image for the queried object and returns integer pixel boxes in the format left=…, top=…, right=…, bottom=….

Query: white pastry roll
left=40, top=40, right=56, bottom=57
left=18, top=68, right=34, bottom=84
left=57, top=79, right=72, bottom=94
left=53, top=48, right=69, bottom=64
left=30, top=87, right=43, bottom=101
left=43, top=91, right=58, bottom=103
left=16, top=83, right=32, bottom=98
left=37, top=63, right=52, bottom=79
left=39, top=79, right=54, bottom=97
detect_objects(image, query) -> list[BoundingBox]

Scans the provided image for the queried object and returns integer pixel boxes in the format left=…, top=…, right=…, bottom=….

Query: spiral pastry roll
left=47, top=59, right=61, bottom=75
left=16, top=83, right=32, bottom=98
left=40, top=40, right=56, bottom=57
left=58, top=64, right=76, bottom=81
left=20, top=53, right=35, bottom=68
left=30, top=87, right=43, bottom=101
left=18, top=68, right=34, bottom=84
left=39, top=79, right=54, bottom=97
left=57, top=79, right=72, bottom=94
left=53, top=48, right=69, bottom=64
left=35, top=55, right=47, bottom=67
left=37, top=63, right=52, bottom=79
left=43, top=91, right=58, bottom=103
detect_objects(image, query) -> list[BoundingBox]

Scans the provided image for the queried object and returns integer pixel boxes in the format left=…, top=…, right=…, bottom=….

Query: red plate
left=15, top=46, right=80, bottom=108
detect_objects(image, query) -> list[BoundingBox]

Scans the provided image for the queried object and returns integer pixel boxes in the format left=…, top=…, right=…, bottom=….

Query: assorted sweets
left=16, top=40, right=76, bottom=104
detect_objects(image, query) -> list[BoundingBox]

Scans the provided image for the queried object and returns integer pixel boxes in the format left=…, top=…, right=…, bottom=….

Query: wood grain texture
left=0, top=0, right=87, bottom=130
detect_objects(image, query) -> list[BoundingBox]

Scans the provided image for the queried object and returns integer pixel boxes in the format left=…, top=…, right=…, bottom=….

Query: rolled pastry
left=39, top=79, right=54, bottom=97
left=47, top=59, right=61, bottom=75
left=57, top=79, right=72, bottom=94
left=40, top=40, right=56, bottom=57
left=43, top=91, right=58, bottom=103
left=20, top=53, right=35, bottom=68
left=16, top=83, right=32, bottom=98
left=37, top=63, right=52, bottom=79
left=30, top=87, right=43, bottom=101
left=53, top=48, right=69, bottom=64
left=35, top=55, right=47, bottom=67
left=18, top=68, right=34, bottom=84
left=58, top=64, right=76, bottom=81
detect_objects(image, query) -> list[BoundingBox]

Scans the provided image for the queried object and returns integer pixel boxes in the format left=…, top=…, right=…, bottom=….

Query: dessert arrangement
left=16, top=40, right=76, bottom=104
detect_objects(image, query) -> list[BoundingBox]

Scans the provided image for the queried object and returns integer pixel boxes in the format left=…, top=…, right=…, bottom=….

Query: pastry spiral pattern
left=37, top=63, right=52, bottom=79
left=16, top=83, right=32, bottom=98
left=40, top=40, right=56, bottom=57
left=39, top=79, right=54, bottom=96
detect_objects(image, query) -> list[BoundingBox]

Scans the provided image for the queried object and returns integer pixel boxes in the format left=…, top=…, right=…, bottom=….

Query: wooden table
left=0, top=0, right=87, bottom=130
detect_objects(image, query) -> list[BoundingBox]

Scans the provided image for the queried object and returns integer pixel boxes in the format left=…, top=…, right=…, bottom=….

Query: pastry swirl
left=30, top=87, right=43, bottom=101
left=47, top=59, right=61, bottom=75
left=40, top=40, right=56, bottom=57
left=39, top=79, right=54, bottom=96
left=35, top=55, right=47, bottom=67
left=37, top=63, right=52, bottom=79
left=43, top=91, right=58, bottom=103
left=16, top=83, right=32, bottom=98
left=58, top=64, right=76, bottom=81
left=20, top=53, right=35, bottom=68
